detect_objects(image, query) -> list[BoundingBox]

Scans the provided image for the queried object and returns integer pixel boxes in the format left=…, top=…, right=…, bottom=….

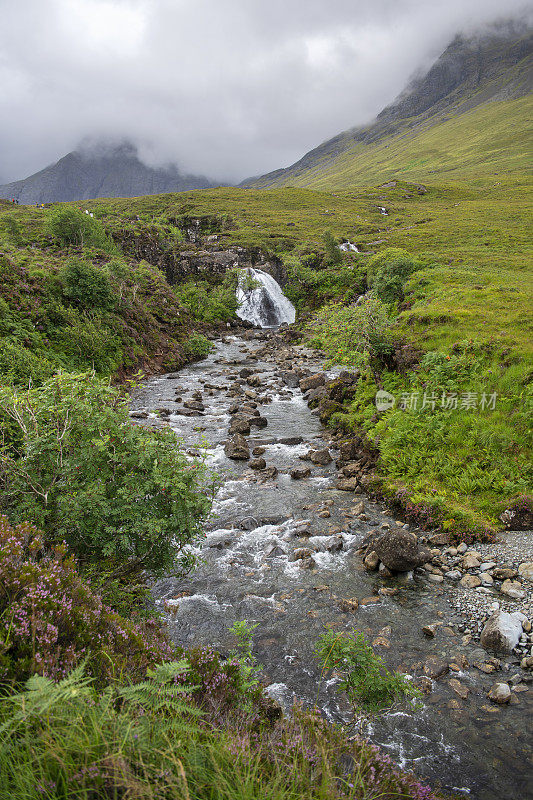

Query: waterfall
left=236, top=268, right=296, bottom=328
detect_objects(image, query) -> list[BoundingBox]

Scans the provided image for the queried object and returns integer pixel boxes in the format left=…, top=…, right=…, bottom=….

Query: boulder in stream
left=224, top=434, right=250, bottom=460
left=373, top=530, right=432, bottom=572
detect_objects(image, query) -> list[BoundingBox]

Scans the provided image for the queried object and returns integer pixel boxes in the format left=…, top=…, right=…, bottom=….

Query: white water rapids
left=236, top=268, right=296, bottom=328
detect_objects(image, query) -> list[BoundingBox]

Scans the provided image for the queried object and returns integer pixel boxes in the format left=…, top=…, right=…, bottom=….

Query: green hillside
left=249, top=95, right=533, bottom=189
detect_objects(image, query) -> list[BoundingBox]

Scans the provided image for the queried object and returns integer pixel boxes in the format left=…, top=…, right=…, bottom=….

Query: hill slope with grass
left=245, top=28, right=532, bottom=189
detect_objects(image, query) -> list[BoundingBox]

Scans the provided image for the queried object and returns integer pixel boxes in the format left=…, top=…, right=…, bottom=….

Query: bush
left=175, top=273, right=239, bottom=324
left=0, top=516, right=172, bottom=686
left=60, top=257, right=114, bottom=310
left=314, top=629, right=419, bottom=714
left=0, top=372, right=215, bottom=577
left=323, top=230, right=342, bottom=267
left=310, top=294, right=398, bottom=377
left=0, top=339, right=56, bottom=386
left=367, top=248, right=419, bottom=303
left=47, top=206, right=117, bottom=253
left=182, top=332, right=213, bottom=361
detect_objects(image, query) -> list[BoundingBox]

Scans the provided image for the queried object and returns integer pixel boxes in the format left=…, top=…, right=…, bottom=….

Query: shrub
left=182, top=332, right=213, bottom=361
left=60, top=257, right=114, bottom=310
left=323, top=230, right=342, bottom=267
left=314, top=629, right=419, bottom=714
left=367, top=248, right=419, bottom=303
left=175, top=273, right=239, bottom=324
left=47, top=206, right=117, bottom=253
left=0, top=516, right=172, bottom=686
left=0, top=339, right=56, bottom=386
left=0, top=372, right=215, bottom=577
left=310, top=294, right=398, bottom=377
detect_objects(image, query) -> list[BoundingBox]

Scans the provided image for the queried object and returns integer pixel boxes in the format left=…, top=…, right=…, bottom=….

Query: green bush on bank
left=47, top=206, right=117, bottom=253
left=0, top=372, right=215, bottom=577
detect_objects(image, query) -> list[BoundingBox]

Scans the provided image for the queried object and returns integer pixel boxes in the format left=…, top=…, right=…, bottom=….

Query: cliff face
left=0, top=142, right=218, bottom=204
left=244, top=28, right=533, bottom=187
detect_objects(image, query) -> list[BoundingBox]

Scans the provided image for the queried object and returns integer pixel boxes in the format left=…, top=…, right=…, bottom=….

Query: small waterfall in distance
left=236, top=268, right=296, bottom=328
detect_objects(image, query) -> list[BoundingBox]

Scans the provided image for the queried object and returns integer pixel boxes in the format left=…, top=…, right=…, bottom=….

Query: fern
left=118, top=660, right=200, bottom=717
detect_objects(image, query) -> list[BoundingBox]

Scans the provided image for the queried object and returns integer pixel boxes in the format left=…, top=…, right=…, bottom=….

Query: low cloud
left=0, top=0, right=531, bottom=182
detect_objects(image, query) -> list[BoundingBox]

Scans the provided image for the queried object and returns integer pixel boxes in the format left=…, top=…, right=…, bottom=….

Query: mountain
left=0, top=142, right=218, bottom=204
left=244, top=27, right=533, bottom=189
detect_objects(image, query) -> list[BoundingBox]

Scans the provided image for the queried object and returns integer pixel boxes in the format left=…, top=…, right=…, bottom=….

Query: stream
left=131, top=332, right=532, bottom=800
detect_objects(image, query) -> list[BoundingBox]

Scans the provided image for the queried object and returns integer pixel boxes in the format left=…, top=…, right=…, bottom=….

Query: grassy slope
left=249, top=95, right=533, bottom=189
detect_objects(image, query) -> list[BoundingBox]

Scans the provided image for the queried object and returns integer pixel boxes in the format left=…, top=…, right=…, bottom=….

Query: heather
left=0, top=650, right=440, bottom=800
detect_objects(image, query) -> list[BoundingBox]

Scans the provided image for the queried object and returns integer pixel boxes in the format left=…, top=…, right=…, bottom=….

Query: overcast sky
left=0, top=0, right=531, bottom=183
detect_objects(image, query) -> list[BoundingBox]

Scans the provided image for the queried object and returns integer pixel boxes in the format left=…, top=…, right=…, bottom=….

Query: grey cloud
left=0, top=0, right=531, bottom=182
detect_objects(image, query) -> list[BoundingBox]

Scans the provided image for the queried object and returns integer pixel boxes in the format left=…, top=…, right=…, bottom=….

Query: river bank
left=131, top=330, right=532, bottom=800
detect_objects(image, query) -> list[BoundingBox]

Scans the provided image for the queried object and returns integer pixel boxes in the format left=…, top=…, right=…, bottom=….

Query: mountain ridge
left=0, top=141, right=218, bottom=204
left=243, top=27, right=533, bottom=188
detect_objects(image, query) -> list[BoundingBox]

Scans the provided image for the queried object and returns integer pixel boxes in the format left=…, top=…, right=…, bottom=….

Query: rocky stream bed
left=130, top=330, right=533, bottom=800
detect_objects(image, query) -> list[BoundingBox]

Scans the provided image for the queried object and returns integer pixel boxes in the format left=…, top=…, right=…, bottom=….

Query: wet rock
left=290, top=467, right=311, bottom=480
left=488, top=683, right=511, bottom=704
left=422, top=624, right=439, bottom=638
left=326, top=535, right=344, bottom=552
left=252, top=446, right=266, bottom=455
left=500, top=579, right=526, bottom=600
left=250, top=458, right=267, bottom=470
left=518, top=561, right=533, bottom=581
left=229, top=417, right=252, bottom=435
left=338, top=598, right=359, bottom=613
left=250, top=415, right=268, bottom=429
left=336, top=477, right=360, bottom=492
left=247, top=375, right=262, bottom=387
left=183, top=400, right=205, bottom=411
left=480, top=611, right=524, bottom=653
left=206, top=532, right=232, bottom=548
left=306, top=386, right=327, bottom=407
left=261, top=466, right=278, bottom=480
left=239, top=367, right=253, bottom=378
left=279, top=436, right=304, bottom=445
left=308, top=448, right=332, bottom=465
left=299, top=373, right=326, bottom=392
left=130, top=410, right=148, bottom=419
left=424, top=657, right=449, bottom=679
left=363, top=551, right=380, bottom=571
left=373, top=530, right=432, bottom=572
left=280, top=370, right=300, bottom=388
left=224, top=434, right=250, bottom=460
left=378, top=563, right=393, bottom=578
left=266, top=545, right=286, bottom=558
left=289, top=548, right=313, bottom=562
left=449, top=678, right=469, bottom=700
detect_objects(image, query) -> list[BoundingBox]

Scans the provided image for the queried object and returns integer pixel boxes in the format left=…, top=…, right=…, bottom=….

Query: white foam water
left=236, top=268, right=296, bottom=328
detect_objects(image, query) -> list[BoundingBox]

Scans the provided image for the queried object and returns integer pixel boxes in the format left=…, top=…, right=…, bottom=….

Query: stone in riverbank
left=488, top=682, right=511, bottom=704
left=480, top=611, right=524, bottom=653
left=373, top=530, right=432, bottom=573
